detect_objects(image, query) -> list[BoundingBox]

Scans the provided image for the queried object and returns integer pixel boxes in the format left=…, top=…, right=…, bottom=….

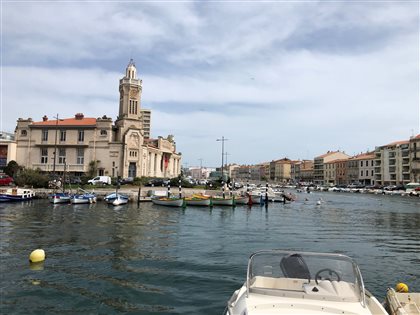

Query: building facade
left=409, top=135, right=420, bottom=183
left=374, top=140, right=410, bottom=186
left=314, top=151, right=350, bottom=185
left=0, top=132, right=17, bottom=172
left=14, top=60, right=181, bottom=179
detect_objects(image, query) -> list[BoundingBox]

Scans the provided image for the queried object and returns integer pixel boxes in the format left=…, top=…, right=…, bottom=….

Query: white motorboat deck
left=225, top=250, right=388, bottom=315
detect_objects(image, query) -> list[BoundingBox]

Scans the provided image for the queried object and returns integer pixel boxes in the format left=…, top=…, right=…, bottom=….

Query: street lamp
left=216, top=136, right=228, bottom=181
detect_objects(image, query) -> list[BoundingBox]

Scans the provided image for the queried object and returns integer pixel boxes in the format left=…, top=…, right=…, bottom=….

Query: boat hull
left=234, top=196, right=249, bottom=205
left=112, top=195, right=129, bottom=205
left=0, top=188, right=35, bottom=202
left=71, top=194, right=97, bottom=204
left=152, top=197, right=185, bottom=207
left=212, top=197, right=234, bottom=206
left=185, top=198, right=211, bottom=206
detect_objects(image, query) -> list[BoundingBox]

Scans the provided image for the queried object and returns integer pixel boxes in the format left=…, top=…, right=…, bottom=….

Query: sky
left=2, top=1, right=419, bottom=168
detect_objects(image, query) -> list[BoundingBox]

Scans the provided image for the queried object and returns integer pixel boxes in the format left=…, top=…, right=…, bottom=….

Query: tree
left=87, top=160, right=99, bottom=178
left=4, top=160, right=21, bottom=178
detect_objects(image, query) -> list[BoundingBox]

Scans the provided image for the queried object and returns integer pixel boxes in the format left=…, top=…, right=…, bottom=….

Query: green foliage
left=86, top=160, right=99, bottom=178
left=169, top=177, right=193, bottom=188
left=14, top=168, right=49, bottom=188
left=133, top=177, right=148, bottom=186
left=4, top=160, right=21, bottom=178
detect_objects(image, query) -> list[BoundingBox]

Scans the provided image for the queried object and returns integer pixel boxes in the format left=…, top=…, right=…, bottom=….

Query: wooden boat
left=0, top=188, right=35, bottom=202
left=234, top=195, right=250, bottom=205
left=185, top=194, right=211, bottom=206
left=152, top=196, right=185, bottom=207
left=212, top=196, right=234, bottom=206
left=386, top=287, right=420, bottom=315
left=225, top=250, right=388, bottom=315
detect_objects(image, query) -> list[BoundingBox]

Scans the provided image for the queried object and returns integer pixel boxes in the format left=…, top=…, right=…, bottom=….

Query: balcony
left=32, top=163, right=86, bottom=173
left=374, top=167, right=382, bottom=174
left=402, top=158, right=409, bottom=166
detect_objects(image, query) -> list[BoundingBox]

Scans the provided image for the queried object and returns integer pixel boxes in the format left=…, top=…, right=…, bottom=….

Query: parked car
left=88, top=176, right=111, bottom=185
left=118, top=177, right=134, bottom=185
left=146, top=178, right=169, bottom=187
left=0, top=174, right=13, bottom=186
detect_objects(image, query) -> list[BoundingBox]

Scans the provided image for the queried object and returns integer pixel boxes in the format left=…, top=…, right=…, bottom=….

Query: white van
left=88, top=176, right=111, bottom=185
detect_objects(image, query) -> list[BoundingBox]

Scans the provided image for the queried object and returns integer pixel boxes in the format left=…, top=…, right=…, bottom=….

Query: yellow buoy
left=396, top=282, right=409, bottom=293
left=29, top=249, right=45, bottom=263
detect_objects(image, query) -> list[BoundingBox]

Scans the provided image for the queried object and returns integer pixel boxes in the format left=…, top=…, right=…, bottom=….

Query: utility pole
left=216, top=136, right=228, bottom=181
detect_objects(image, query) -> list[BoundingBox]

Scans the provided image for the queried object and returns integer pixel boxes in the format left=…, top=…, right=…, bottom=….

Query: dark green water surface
left=1, top=191, right=419, bottom=314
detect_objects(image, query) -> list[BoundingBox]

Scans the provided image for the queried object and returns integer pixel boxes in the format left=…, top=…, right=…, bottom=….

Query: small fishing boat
left=104, top=192, right=129, bottom=205
left=49, top=192, right=72, bottom=204
left=151, top=196, right=185, bottom=207
left=386, top=287, right=420, bottom=315
left=185, top=194, right=211, bottom=206
left=70, top=189, right=97, bottom=204
left=112, top=194, right=129, bottom=206
left=0, top=187, right=35, bottom=202
left=234, top=195, right=250, bottom=205
left=225, top=250, right=388, bottom=315
left=212, top=196, right=234, bottom=206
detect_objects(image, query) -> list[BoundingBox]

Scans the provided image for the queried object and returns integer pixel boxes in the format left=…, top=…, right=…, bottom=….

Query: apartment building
left=374, top=140, right=410, bottom=186
left=291, top=160, right=313, bottom=183
left=334, top=159, right=347, bottom=185
left=269, top=158, right=292, bottom=183
left=409, top=134, right=420, bottom=183
left=0, top=132, right=16, bottom=172
left=313, top=151, right=350, bottom=185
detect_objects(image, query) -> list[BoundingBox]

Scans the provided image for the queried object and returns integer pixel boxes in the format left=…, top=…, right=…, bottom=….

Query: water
left=1, top=191, right=419, bottom=314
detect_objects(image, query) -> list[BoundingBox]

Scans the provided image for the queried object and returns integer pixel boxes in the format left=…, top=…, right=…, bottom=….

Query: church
left=14, top=60, right=182, bottom=179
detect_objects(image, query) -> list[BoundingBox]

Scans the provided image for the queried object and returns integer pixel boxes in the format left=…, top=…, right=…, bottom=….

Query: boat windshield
left=247, top=250, right=366, bottom=304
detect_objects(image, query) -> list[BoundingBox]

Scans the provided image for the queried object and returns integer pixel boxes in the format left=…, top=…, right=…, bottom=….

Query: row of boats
left=151, top=189, right=296, bottom=207
left=0, top=187, right=129, bottom=206
left=224, top=250, right=419, bottom=315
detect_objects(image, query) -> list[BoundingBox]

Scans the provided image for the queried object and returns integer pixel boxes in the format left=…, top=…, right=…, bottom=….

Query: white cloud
left=2, top=1, right=419, bottom=166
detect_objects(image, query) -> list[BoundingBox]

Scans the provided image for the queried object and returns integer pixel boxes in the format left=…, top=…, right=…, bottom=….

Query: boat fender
left=396, top=282, right=408, bottom=293
left=29, top=249, right=45, bottom=263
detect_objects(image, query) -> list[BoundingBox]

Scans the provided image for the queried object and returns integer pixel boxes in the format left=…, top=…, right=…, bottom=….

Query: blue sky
left=2, top=1, right=419, bottom=167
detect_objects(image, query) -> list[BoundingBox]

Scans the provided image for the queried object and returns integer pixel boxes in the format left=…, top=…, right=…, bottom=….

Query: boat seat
left=280, top=253, right=311, bottom=282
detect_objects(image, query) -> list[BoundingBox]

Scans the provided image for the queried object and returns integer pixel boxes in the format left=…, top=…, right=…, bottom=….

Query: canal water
left=1, top=191, right=419, bottom=314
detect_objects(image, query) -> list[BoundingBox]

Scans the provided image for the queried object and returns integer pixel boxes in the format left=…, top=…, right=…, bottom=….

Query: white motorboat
left=225, top=250, right=388, bottom=315
left=386, top=287, right=420, bottom=315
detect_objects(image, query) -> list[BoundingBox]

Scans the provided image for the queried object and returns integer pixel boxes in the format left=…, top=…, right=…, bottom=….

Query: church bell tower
left=118, top=59, right=142, bottom=120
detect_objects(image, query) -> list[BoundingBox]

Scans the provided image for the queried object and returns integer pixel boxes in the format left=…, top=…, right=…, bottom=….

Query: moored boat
left=151, top=196, right=185, bottom=207
left=386, top=287, right=420, bottom=315
left=185, top=194, right=211, bottom=206
left=225, top=250, right=388, bottom=315
left=49, top=192, right=72, bottom=204
left=234, top=195, right=250, bottom=205
left=212, top=196, right=234, bottom=206
left=104, top=192, right=129, bottom=204
left=0, top=187, right=35, bottom=202
left=112, top=194, right=129, bottom=206
left=70, top=190, right=97, bottom=204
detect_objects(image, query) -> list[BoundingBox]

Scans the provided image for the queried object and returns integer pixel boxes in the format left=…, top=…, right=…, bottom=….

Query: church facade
left=14, top=60, right=181, bottom=179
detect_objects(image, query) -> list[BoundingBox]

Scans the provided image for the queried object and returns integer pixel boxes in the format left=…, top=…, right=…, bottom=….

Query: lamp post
left=216, top=136, right=228, bottom=181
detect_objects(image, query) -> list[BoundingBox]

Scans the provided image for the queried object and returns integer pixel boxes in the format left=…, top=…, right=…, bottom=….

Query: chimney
left=42, top=115, right=48, bottom=121
left=75, top=113, right=84, bottom=120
